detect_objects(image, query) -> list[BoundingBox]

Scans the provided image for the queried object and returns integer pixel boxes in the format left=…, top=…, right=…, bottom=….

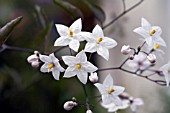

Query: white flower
left=127, top=53, right=150, bottom=71
left=54, top=18, right=85, bottom=52
left=121, top=45, right=131, bottom=55
left=63, top=101, right=77, bottom=111
left=62, top=50, right=98, bottom=84
left=27, top=51, right=40, bottom=68
left=147, top=54, right=156, bottom=63
left=89, top=72, right=98, bottom=83
left=133, top=18, right=166, bottom=47
left=152, top=44, right=165, bottom=60
left=84, top=25, right=117, bottom=60
left=40, top=53, right=65, bottom=80
left=129, top=97, right=144, bottom=112
left=86, top=110, right=93, bottom=113
left=94, top=74, right=125, bottom=105
left=160, top=61, right=170, bottom=86
left=101, top=100, right=129, bottom=112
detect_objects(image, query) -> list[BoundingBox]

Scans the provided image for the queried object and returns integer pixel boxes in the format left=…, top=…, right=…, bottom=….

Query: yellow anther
left=154, top=44, right=160, bottom=49
left=69, top=29, right=73, bottom=37
left=108, top=88, right=115, bottom=94
left=48, top=63, right=54, bottom=69
left=76, top=64, right=81, bottom=69
left=150, top=29, right=156, bottom=36
left=97, top=38, right=103, bottom=43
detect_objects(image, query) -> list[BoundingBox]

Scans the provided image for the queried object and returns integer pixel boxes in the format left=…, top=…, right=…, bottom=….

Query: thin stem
left=122, top=0, right=126, bottom=11
left=88, top=53, right=93, bottom=61
left=103, top=0, right=144, bottom=29
left=82, top=84, right=90, bottom=110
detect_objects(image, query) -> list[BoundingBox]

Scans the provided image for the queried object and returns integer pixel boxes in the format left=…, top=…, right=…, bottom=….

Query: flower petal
left=103, top=74, right=113, bottom=87
left=141, top=18, right=151, bottom=31
left=40, top=55, right=52, bottom=63
left=92, top=25, right=104, bottom=38
left=133, top=27, right=150, bottom=38
left=69, top=39, right=80, bottom=52
left=101, top=37, right=117, bottom=49
left=97, top=46, right=109, bottom=60
left=62, top=56, right=77, bottom=66
left=111, top=96, right=122, bottom=106
left=152, top=26, right=162, bottom=36
left=55, top=24, right=69, bottom=36
left=49, top=53, right=59, bottom=63
left=145, top=36, right=154, bottom=47
left=52, top=69, right=60, bottom=80
left=134, top=98, right=144, bottom=105
left=155, top=36, right=166, bottom=47
left=63, top=67, right=77, bottom=78
left=40, top=63, right=49, bottom=73
left=69, top=18, right=82, bottom=34
left=94, top=83, right=107, bottom=95
left=76, top=50, right=87, bottom=62
left=102, top=95, right=112, bottom=105
left=54, top=36, right=71, bottom=46
left=80, top=32, right=95, bottom=42
left=112, top=86, right=125, bottom=95
left=84, top=42, right=97, bottom=53
left=82, top=62, right=98, bottom=72
left=77, top=70, right=88, bottom=84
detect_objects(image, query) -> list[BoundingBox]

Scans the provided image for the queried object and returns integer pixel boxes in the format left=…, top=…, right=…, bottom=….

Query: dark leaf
left=0, top=16, right=23, bottom=46
left=53, top=0, right=83, bottom=19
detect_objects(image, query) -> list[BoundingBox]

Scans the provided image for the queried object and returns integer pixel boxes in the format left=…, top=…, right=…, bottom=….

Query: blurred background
left=0, top=0, right=170, bottom=113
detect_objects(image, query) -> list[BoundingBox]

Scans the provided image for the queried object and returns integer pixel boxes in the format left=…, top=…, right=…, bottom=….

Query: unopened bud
left=31, top=61, right=39, bottom=68
left=121, top=45, right=131, bottom=55
left=64, top=101, right=77, bottom=111
left=86, top=110, right=93, bottom=113
left=89, top=72, right=98, bottom=83
left=129, top=55, right=134, bottom=60
left=147, top=54, right=156, bottom=63
left=27, top=54, right=39, bottom=63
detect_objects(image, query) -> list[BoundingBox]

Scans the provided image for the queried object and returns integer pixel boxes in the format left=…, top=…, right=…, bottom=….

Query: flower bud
left=64, top=101, right=77, bottom=111
left=86, top=110, right=93, bottom=113
left=27, top=54, right=39, bottom=63
left=31, top=61, right=39, bottom=68
left=89, top=72, right=98, bottom=83
left=121, top=45, right=131, bottom=55
left=147, top=54, right=156, bottom=63
left=129, top=55, right=134, bottom=60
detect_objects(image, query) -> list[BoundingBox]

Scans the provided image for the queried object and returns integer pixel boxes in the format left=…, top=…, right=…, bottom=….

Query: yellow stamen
left=108, top=88, right=115, bottom=94
left=76, top=64, right=81, bottom=69
left=150, top=29, right=156, bottom=36
left=154, top=44, right=160, bottom=49
left=69, top=29, right=73, bottom=37
left=97, top=38, right=103, bottom=43
left=48, top=63, right=54, bottom=69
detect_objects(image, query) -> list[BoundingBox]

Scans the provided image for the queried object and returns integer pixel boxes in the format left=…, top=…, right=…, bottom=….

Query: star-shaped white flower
left=54, top=18, right=85, bottom=52
left=84, top=25, right=117, bottom=60
left=160, top=61, right=170, bottom=86
left=129, top=97, right=144, bottom=112
left=133, top=18, right=166, bottom=47
left=127, top=53, right=151, bottom=71
left=94, top=74, right=125, bottom=105
left=40, top=53, right=65, bottom=80
left=62, top=50, right=98, bottom=84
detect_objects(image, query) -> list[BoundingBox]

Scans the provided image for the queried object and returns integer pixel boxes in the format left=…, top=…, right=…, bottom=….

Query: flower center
left=154, top=44, right=160, bottom=49
left=150, top=29, right=156, bottom=36
left=108, top=88, right=115, bottom=94
left=97, top=38, right=103, bottom=43
left=76, top=64, right=81, bottom=69
left=69, top=29, right=74, bottom=37
left=48, top=63, right=54, bottom=69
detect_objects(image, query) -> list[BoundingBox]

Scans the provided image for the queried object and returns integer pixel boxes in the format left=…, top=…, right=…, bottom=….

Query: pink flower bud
left=121, top=45, right=131, bottom=55
left=31, top=61, right=39, bottom=68
left=27, top=54, right=39, bottom=63
left=64, top=101, right=76, bottom=111
left=89, top=72, right=98, bottom=83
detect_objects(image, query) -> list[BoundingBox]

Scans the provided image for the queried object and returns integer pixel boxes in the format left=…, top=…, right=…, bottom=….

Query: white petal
left=77, top=70, right=88, bottom=84
left=69, top=18, right=82, bottom=34
left=134, top=98, right=144, bottom=105
left=52, top=69, right=60, bottom=80
left=101, top=37, right=117, bottom=49
left=97, top=46, right=109, bottom=60
left=103, top=74, right=113, bottom=87
left=82, top=62, right=98, bottom=72
left=54, top=36, right=71, bottom=46
left=152, top=26, right=162, bottom=36
left=92, top=25, right=104, bottom=38
left=76, top=50, right=87, bottom=62
left=55, top=24, right=69, bottom=36
left=141, top=18, right=151, bottom=31
left=130, top=104, right=137, bottom=112
left=112, top=86, right=125, bottom=95
left=94, top=83, right=107, bottom=95
left=62, top=56, right=77, bottom=66
left=49, top=53, right=59, bottom=63
left=69, top=39, right=80, bottom=52
left=40, top=63, right=49, bottom=73
left=63, top=67, right=77, bottom=78
left=27, top=54, right=38, bottom=63
left=102, top=95, right=112, bottom=105
left=155, top=36, right=166, bottom=47
left=80, top=32, right=95, bottom=42
left=84, top=42, right=97, bottom=53
left=145, top=36, right=154, bottom=47
left=111, top=96, right=122, bottom=106
left=133, top=27, right=150, bottom=38
left=40, top=55, right=52, bottom=63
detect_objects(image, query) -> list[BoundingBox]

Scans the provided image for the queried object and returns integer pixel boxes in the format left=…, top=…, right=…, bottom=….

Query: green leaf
left=83, top=0, right=106, bottom=23
left=0, top=16, right=23, bottom=46
left=53, top=0, right=83, bottom=19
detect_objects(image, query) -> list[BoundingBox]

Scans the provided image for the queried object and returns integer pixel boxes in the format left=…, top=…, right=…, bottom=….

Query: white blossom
left=129, top=97, right=144, bottom=112
left=121, top=45, right=131, bottom=55
left=27, top=51, right=40, bottom=68
left=40, top=53, right=65, bottom=80
left=54, top=18, right=85, bottom=52
left=147, top=54, right=156, bottom=63
left=89, top=72, right=98, bottom=83
left=86, top=110, right=93, bottom=113
left=64, top=101, right=77, bottom=111
left=160, top=61, right=170, bottom=86
left=94, top=74, right=125, bottom=105
left=62, top=50, right=98, bottom=84
left=133, top=18, right=166, bottom=47
left=84, top=25, right=117, bottom=60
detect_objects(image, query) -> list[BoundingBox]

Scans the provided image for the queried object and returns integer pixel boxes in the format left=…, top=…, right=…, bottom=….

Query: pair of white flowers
left=54, top=18, right=117, bottom=60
